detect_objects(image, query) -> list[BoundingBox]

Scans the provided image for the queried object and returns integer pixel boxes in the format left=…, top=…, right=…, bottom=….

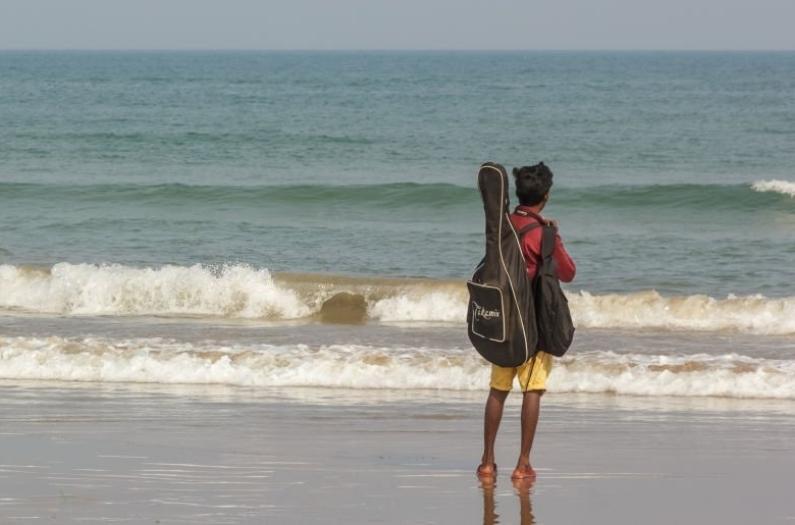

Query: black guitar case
left=466, top=162, right=538, bottom=368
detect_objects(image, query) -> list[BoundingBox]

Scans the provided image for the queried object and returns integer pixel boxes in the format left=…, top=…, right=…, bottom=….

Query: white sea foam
left=0, top=263, right=310, bottom=319
left=568, top=290, right=795, bottom=335
left=2, top=263, right=795, bottom=334
left=371, top=288, right=795, bottom=335
left=369, top=290, right=465, bottom=323
left=751, top=179, right=795, bottom=198
left=0, top=336, right=793, bottom=399
left=551, top=351, right=795, bottom=399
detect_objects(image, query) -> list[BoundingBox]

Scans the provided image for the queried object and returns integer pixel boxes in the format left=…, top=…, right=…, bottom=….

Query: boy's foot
left=476, top=463, right=497, bottom=478
left=510, top=464, right=536, bottom=479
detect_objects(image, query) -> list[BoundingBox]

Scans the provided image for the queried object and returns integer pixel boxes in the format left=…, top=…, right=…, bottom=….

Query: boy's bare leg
left=512, top=390, right=541, bottom=479
left=477, top=388, right=509, bottom=477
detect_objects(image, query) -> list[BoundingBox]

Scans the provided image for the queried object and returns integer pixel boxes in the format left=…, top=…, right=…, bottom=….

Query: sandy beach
left=1, top=381, right=793, bottom=524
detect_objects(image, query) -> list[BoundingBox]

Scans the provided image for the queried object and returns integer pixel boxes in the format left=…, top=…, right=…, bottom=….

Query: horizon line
left=2, top=47, right=795, bottom=53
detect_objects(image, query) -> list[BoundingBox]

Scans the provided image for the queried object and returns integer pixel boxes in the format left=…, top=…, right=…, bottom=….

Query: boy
left=476, top=162, right=576, bottom=480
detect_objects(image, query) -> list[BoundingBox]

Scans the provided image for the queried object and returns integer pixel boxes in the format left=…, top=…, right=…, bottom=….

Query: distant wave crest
left=751, top=179, right=795, bottom=198
left=2, top=181, right=793, bottom=213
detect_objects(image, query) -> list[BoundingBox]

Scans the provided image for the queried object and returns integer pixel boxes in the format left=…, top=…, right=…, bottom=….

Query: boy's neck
left=526, top=203, right=545, bottom=215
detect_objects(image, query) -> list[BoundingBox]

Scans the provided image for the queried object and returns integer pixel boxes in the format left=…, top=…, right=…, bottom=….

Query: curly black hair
left=512, top=162, right=553, bottom=206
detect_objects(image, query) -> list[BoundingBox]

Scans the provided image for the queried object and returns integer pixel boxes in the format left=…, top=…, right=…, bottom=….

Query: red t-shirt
left=509, top=206, right=576, bottom=283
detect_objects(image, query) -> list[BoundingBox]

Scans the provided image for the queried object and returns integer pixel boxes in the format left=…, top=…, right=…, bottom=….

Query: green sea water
left=1, top=51, right=795, bottom=295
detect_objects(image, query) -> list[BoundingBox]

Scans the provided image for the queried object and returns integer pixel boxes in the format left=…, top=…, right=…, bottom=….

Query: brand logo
left=473, top=301, right=501, bottom=320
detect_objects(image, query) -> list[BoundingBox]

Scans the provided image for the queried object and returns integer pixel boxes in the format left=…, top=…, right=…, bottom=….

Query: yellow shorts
left=490, top=351, right=553, bottom=392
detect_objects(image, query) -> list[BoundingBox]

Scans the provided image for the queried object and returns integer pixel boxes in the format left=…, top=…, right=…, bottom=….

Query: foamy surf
left=569, top=290, right=795, bottom=335
left=2, top=263, right=795, bottom=334
left=751, top=179, right=795, bottom=198
left=0, top=336, right=793, bottom=399
left=0, top=263, right=311, bottom=319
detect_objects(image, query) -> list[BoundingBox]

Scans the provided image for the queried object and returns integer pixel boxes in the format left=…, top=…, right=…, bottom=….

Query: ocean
left=1, top=50, right=794, bottom=400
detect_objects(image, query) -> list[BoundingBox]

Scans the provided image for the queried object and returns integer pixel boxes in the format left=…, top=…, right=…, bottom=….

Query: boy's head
left=512, top=162, right=553, bottom=207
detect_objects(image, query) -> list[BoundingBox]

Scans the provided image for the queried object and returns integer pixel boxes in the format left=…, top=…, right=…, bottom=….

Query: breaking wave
left=0, top=263, right=312, bottom=319
left=0, top=336, right=792, bottom=399
left=751, top=179, right=795, bottom=198
left=569, top=290, right=795, bottom=335
left=2, top=263, right=795, bottom=334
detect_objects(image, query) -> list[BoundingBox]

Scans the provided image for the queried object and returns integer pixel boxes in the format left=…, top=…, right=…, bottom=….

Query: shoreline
left=1, top=382, right=793, bottom=523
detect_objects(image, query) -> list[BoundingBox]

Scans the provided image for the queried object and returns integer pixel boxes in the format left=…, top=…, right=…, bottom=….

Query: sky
left=1, top=0, right=794, bottom=51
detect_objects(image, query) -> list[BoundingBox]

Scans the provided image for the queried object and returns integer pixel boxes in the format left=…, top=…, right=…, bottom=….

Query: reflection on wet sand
left=481, top=478, right=535, bottom=525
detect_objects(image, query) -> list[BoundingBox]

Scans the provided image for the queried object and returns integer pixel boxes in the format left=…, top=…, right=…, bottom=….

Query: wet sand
left=1, top=382, right=794, bottom=524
